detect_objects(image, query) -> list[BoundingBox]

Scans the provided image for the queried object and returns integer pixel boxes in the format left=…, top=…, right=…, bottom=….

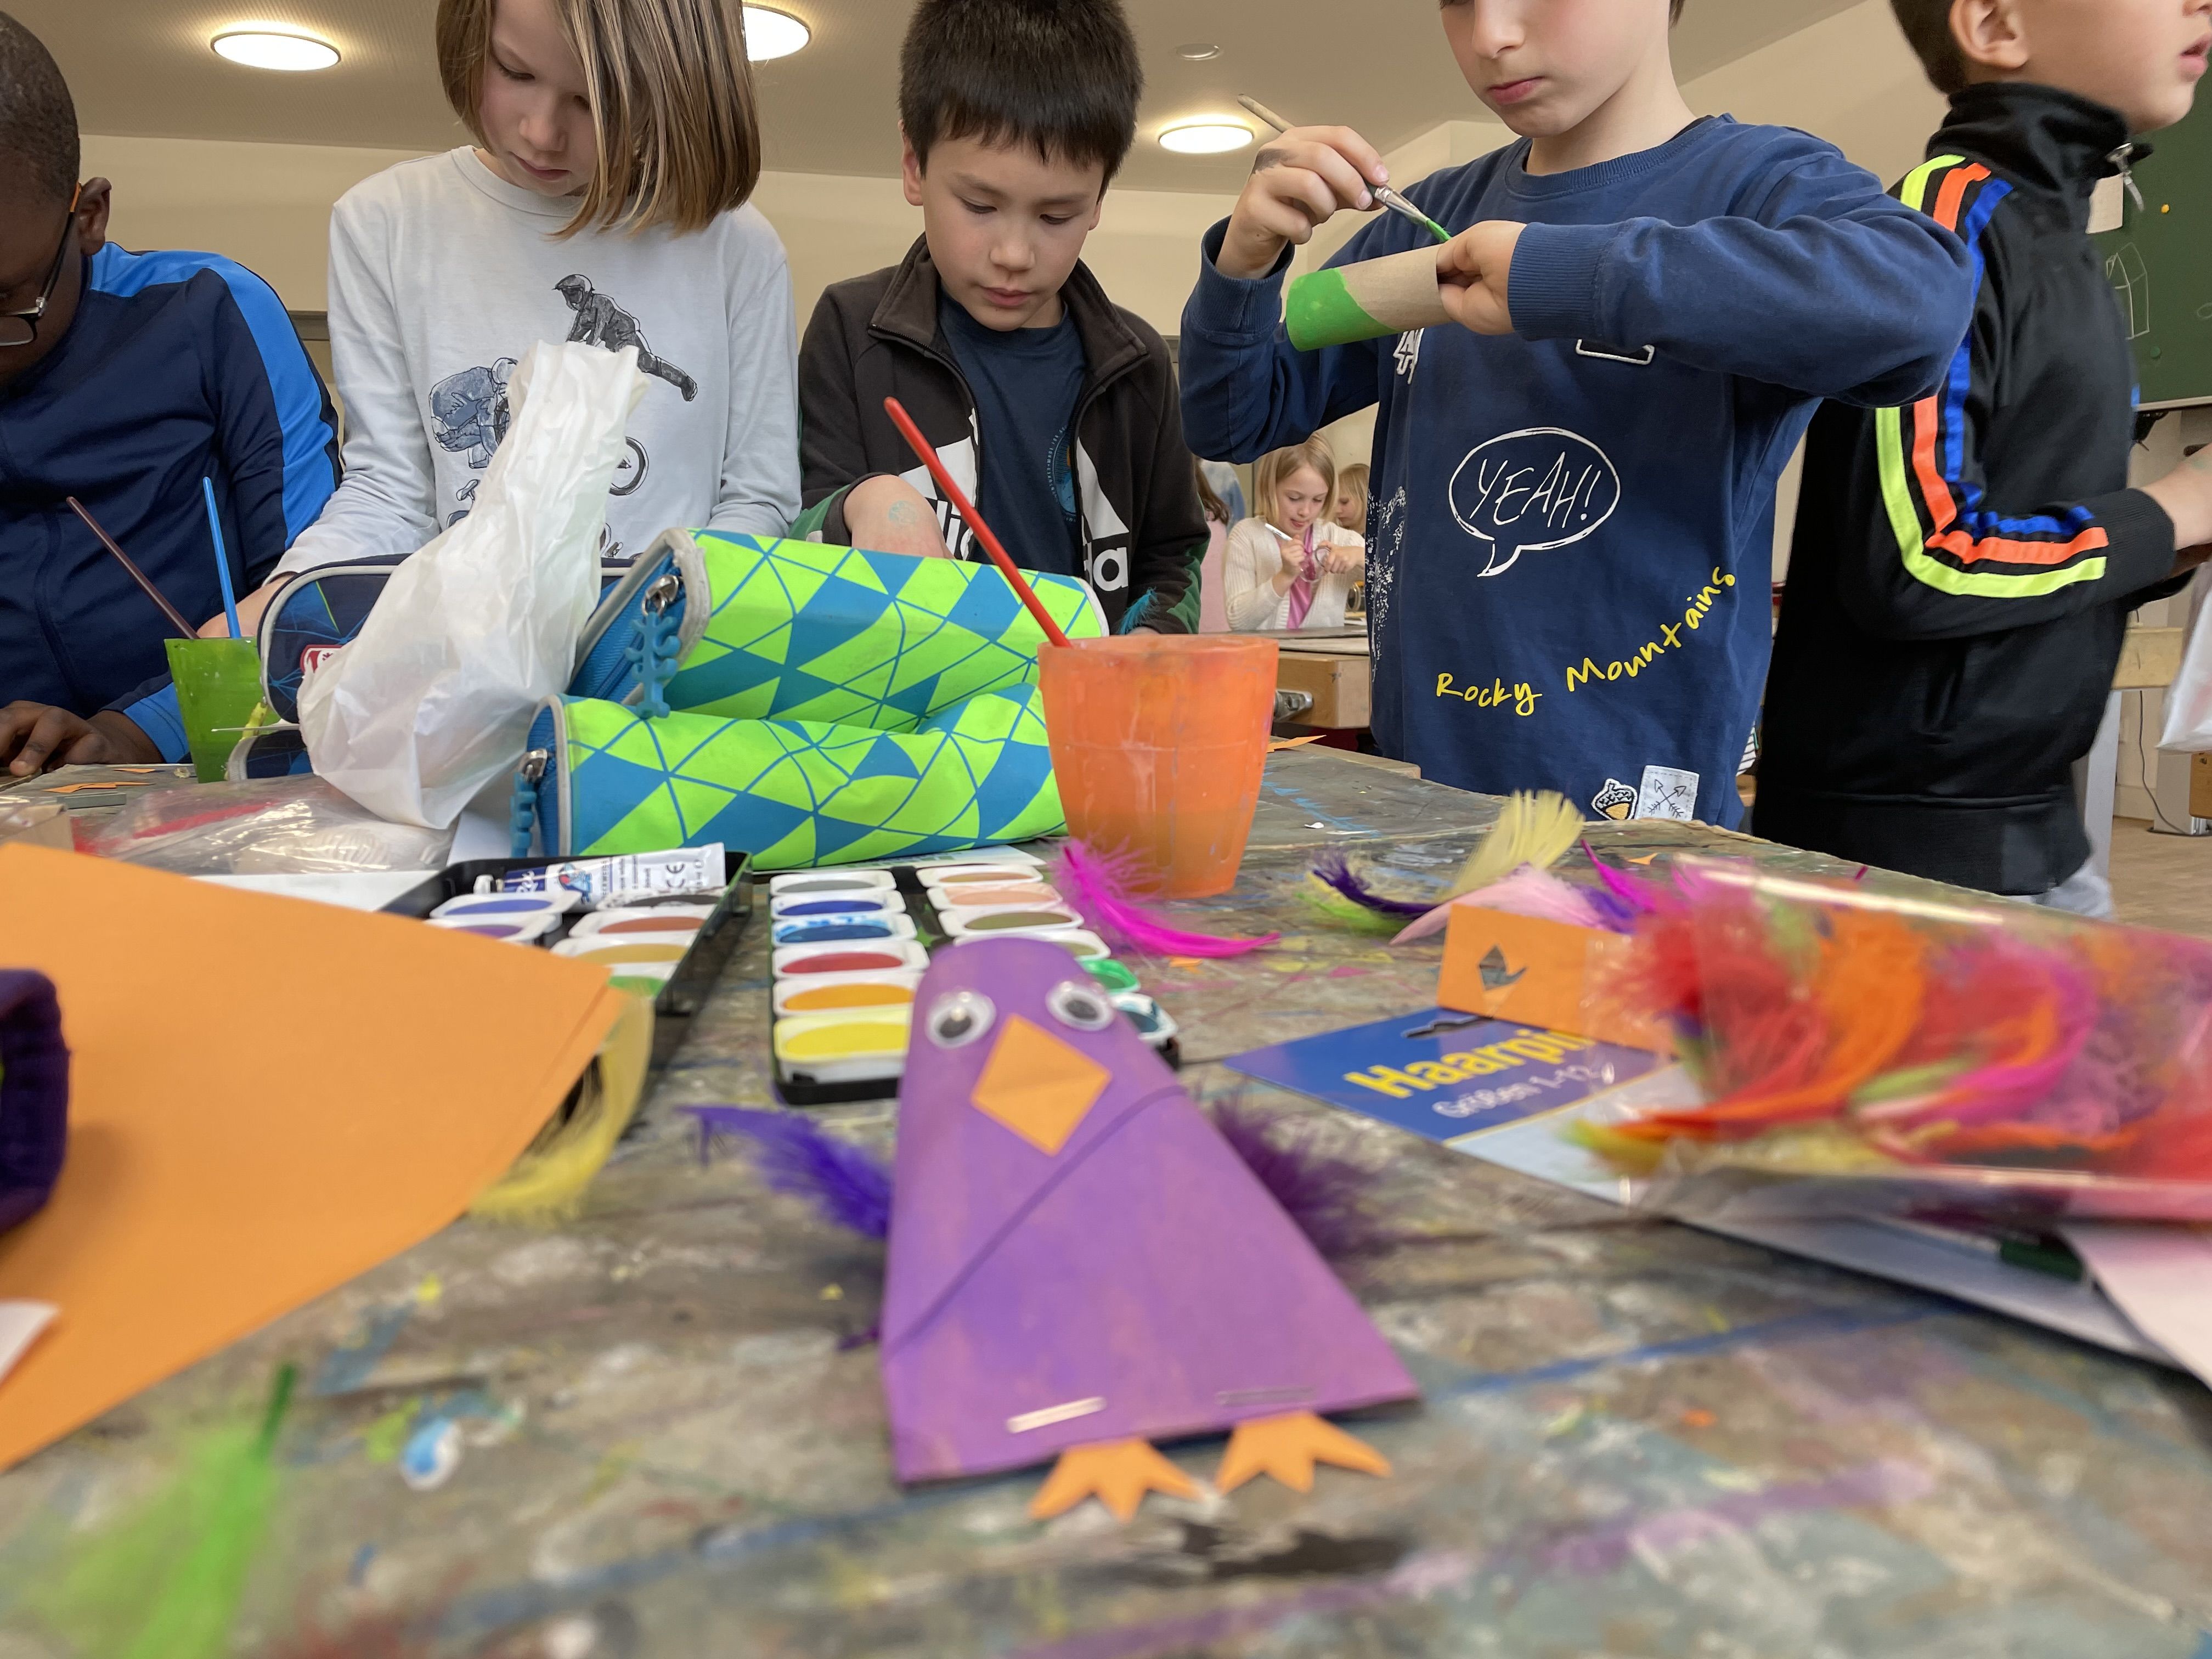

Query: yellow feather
left=471, top=992, right=656, bottom=1226
left=1447, top=791, right=1586, bottom=898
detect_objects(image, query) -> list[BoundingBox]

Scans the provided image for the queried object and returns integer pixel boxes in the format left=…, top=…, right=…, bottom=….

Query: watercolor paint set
left=770, top=853, right=1181, bottom=1107
left=385, top=845, right=752, bottom=1074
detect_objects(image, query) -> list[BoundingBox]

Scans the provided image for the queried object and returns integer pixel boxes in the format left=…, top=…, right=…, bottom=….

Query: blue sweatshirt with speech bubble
left=1179, top=117, right=1973, bottom=827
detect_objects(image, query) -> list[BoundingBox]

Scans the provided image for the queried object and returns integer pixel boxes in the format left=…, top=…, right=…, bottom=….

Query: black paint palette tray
left=768, top=855, right=1181, bottom=1108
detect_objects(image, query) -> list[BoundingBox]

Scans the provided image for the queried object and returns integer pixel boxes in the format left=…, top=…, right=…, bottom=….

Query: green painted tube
left=1283, top=246, right=1454, bottom=353
left=1286, top=268, right=1387, bottom=351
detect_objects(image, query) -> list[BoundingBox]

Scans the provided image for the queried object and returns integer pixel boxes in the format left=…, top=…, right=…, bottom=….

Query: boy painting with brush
left=0, top=10, right=338, bottom=774
left=795, top=0, right=1207, bottom=636
left=1180, top=0, right=1977, bottom=825
left=1759, top=0, right=2212, bottom=916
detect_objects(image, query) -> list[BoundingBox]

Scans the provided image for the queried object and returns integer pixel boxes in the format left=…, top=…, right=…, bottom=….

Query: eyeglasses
left=0, top=217, right=77, bottom=351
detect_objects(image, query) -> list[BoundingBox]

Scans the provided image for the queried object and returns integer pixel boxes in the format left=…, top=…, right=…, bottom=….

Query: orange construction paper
left=0, top=847, right=625, bottom=1469
left=1215, top=1410, right=1392, bottom=1494
left=1437, top=905, right=1669, bottom=1054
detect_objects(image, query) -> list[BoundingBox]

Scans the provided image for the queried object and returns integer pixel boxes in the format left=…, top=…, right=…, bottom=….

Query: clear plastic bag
left=82, top=776, right=454, bottom=876
left=297, top=341, right=647, bottom=828
left=1583, top=860, right=2212, bottom=1223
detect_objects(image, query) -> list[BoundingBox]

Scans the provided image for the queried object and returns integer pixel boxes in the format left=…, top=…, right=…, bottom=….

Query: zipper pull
left=642, top=572, right=682, bottom=613
left=2110, top=143, right=2146, bottom=211
left=510, top=749, right=550, bottom=858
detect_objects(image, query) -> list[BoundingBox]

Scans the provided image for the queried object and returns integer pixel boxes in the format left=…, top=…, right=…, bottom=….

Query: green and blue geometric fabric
left=522, top=681, right=1063, bottom=871
left=570, top=532, right=1104, bottom=728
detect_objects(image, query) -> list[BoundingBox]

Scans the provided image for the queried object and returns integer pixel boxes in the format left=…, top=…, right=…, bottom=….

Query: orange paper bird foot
left=1029, top=1438, right=1198, bottom=1523
left=1216, top=1412, right=1392, bottom=1495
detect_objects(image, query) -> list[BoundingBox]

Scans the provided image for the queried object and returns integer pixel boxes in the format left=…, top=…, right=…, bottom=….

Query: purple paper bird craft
left=882, top=937, right=1417, bottom=1520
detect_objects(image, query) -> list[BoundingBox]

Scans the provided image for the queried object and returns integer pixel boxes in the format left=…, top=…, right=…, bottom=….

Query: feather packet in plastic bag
left=1578, top=859, right=2212, bottom=1224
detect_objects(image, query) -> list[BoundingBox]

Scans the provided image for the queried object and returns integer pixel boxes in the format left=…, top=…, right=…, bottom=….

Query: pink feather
left=1053, top=842, right=1279, bottom=958
left=1392, top=865, right=1612, bottom=945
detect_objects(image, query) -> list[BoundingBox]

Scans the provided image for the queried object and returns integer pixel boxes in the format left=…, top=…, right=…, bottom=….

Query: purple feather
left=1310, top=853, right=1434, bottom=921
left=684, top=1106, right=891, bottom=1239
left=1210, top=1099, right=1386, bottom=1260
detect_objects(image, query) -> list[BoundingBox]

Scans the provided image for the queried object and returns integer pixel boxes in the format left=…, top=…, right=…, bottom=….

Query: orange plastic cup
left=1037, top=635, right=1280, bottom=899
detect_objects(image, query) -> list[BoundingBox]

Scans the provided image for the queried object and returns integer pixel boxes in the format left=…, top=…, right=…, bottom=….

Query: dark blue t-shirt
left=940, top=298, right=1086, bottom=577
left=1178, top=117, right=1972, bottom=828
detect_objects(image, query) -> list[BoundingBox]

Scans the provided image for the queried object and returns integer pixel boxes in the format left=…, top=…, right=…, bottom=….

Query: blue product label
left=1224, top=1008, right=1662, bottom=1143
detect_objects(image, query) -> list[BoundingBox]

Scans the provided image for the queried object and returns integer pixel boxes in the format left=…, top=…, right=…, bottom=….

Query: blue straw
left=201, top=476, right=241, bottom=639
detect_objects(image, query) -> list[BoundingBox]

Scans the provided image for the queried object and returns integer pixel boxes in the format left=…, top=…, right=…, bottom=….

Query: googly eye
left=925, top=989, right=996, bottom=1049
left=1045, top=980, right=1115, bottom=1032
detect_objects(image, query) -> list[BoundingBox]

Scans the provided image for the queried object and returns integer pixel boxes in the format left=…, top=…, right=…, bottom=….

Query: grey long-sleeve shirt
left=278, top=148, right=799, bottom=576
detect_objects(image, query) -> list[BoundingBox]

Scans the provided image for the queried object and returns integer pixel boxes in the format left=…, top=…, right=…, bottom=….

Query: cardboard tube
left=1285, top=246, right=1452, bottom=351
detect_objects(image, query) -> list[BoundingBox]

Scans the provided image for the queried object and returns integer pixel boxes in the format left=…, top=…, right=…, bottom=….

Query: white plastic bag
left=2162, top=583, right=2212, bottom=752
left=299, top=341, right=647, bottom=827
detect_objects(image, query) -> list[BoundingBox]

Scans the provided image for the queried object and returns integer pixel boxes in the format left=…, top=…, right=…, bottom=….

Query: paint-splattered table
left=5, top=748, right=2211, bottom=1659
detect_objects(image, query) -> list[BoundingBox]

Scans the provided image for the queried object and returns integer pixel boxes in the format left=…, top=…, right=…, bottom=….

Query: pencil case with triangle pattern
left=508, top=682, right=1064, bottom=872
left=565, top=530, right=1106, bottom=724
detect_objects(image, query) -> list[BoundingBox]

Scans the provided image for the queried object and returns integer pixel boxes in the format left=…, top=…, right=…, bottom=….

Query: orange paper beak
left=969, top=1017, right=1111, bottom=1155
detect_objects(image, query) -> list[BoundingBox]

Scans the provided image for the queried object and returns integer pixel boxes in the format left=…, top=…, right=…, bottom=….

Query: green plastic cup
left=166, top=636, right=267, bottom=782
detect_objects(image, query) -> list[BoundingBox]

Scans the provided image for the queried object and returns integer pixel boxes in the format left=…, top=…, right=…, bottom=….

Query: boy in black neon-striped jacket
left=1759, top=0, right=2212, bottom=912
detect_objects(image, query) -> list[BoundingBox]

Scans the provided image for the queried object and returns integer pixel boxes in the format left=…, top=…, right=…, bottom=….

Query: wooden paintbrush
left=1238, top=98, right=1452, bottom=245
left=67, top=496, right=199, bottom=637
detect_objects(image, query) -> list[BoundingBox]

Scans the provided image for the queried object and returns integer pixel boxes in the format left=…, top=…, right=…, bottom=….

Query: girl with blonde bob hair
left=1223, top=438, right=1364, bottom=633
left=262, top=0, right=799, bottom=592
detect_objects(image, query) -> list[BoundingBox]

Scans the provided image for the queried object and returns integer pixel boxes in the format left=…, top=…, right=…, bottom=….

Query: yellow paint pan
left=773, top=1012, right=912, bottom=1080
left=551, top=939, right=689, bottom=968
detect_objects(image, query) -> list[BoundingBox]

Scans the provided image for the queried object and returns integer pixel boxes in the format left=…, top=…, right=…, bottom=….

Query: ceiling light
left=1176, top=43, right=1221, bottom=60
left=742, top=5, right=810, bottom=60
left=1159, top=121, right=1253, bottom=156
left=211, top=29, right=340, bottom=71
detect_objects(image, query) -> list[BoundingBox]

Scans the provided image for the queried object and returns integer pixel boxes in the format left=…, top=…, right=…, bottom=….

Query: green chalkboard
left=2094, top=99, right=2212, bottom=409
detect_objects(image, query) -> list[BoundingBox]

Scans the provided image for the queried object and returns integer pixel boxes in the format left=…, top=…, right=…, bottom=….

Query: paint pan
left=1113, top=992, right=1180, bottom=1047
left=767, top=870, right=898, bottom=897
left=774, top=1011, right=911, bottom=1087
left=951, top=928, right=1110, bottom=961
left=566, top=905, right=715, bottom=940
left=774, top=940, right=932, bottom=977
left=431, top=891, right=583, bottom=921
left=771, top=972, right=921, bottom=1018
left=770, top=914, right=919, bottom=949
left=919, top=865, right=1052, bottom=891
left=769, top=893, right=901, bottom=922
left=550, top=939, right=689, bottom=967
left=1082, top=957, right=1141, bottom=995
left=917, top=883, right=1062, bottom=912
left=427, top=913, right=559, bottom=944
left=936, top=907, right=1084, bottom=940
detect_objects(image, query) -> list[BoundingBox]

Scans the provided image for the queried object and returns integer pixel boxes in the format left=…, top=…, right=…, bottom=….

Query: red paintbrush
left=882, top=396, right=1074, bottom=650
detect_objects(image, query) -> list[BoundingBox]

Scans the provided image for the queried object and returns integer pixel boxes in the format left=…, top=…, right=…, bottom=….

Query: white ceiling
left=15, top=0, right=1867, bottom=193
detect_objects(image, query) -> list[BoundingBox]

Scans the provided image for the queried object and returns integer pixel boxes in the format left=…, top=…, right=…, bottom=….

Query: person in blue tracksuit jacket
left=0, top=10, right=338, bottom=772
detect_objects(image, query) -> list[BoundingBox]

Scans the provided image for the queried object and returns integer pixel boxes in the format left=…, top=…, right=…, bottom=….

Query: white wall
left=83, top=134, right=421, bottom=311
left=1683, top=0, right=1948, bottom=183
left=81, top=133, right=1235, bottom=335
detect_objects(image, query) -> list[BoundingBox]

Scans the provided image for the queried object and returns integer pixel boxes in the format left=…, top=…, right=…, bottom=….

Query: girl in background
left=1334, top=460, right=1370, bottom=619
left=1223, top=439, right=1363, bottom=633
left=249, top=0, right=798, bottom=610
left=1333, top=462, right=1370, bottom=537
left=1193, top=458, right=1233, bottom=634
